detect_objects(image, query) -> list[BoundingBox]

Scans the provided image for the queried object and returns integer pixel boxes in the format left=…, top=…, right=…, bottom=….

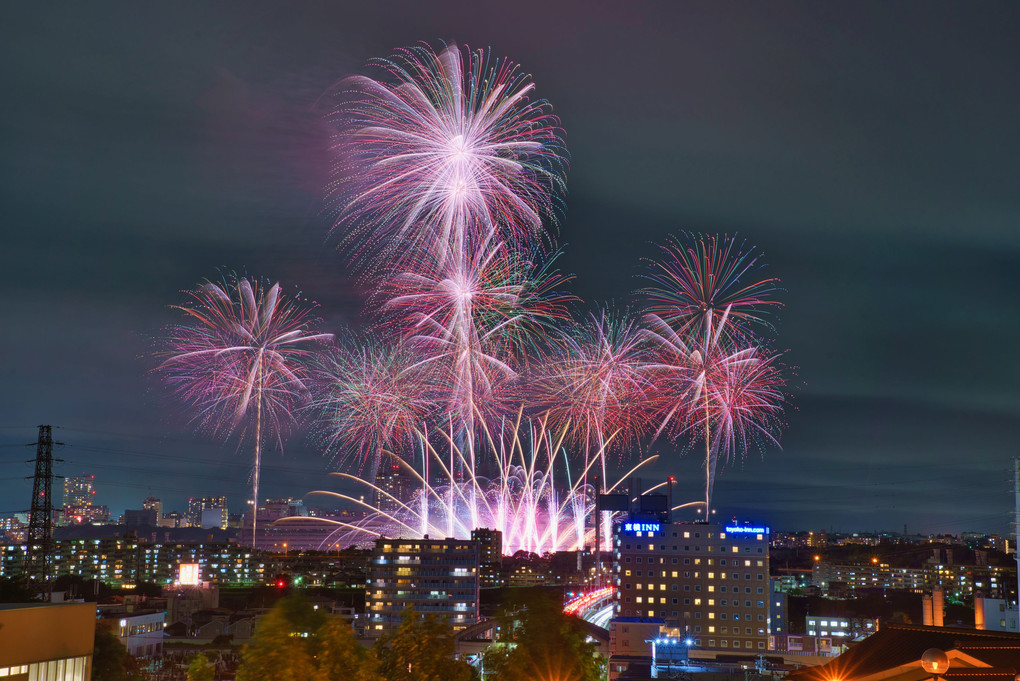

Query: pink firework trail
left=532, top=309, right=656, bottom=548
left=533, top=309, right=656, bottom=484
left=299, top=414, right=659, bottom=555
left=159, top=276, right=331, bottom=545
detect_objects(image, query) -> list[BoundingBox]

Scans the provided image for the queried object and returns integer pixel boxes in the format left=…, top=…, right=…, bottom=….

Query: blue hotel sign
left=725, top=526, right=769, bottom=534
left=623, top=522, right=661, bottom=533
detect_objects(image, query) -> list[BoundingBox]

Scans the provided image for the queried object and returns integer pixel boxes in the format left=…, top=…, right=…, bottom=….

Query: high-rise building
left=63, top=474, right=98, bottom=523
left=63, top=474, right=95, bottom=508
left=366, top=536, right=480, bottom=636
left=143, top=497, right=163, bottom=521
left=376, top=464, right=415, bottom=515
left=187, top=497, right=227, bottom=529
left=159, top=511, right=184, bottom=528
left=471, top=528, right=504, bottom=587
left=614, top=520, right=770, bottom=653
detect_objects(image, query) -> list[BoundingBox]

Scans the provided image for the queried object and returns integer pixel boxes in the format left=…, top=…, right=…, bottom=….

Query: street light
left=920, top=648, right=950, bottom=679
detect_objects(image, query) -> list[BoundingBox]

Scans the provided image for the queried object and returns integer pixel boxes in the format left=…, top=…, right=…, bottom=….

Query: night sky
left=2, top=2, right=1019, bottom=536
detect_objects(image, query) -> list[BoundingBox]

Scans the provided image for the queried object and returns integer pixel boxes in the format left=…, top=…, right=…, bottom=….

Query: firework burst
left=532, top=309, right=656, bottom=484
left=376, top=232, right=572, bottom=429
left=159, top=276, right=331, bottom=544
left=329, top=41, right=568, bottom=270
left=308, top=337, right=436, bottom=482
left=642, top=234, right=788, bottom=513
left=642, top=233, right=781, bottom=343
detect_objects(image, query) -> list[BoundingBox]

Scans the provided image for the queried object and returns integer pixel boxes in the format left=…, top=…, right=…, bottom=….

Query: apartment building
left=614, top=521, right=770, bottom=652
left=366, top=536, right=480, bottom=636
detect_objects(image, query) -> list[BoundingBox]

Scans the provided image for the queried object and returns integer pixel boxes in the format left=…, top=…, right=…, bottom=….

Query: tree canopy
left=483, top=593, right=603, bottom=681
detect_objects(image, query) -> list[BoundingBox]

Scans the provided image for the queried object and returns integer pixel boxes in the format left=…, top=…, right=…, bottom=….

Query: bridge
left=564, top=585, right=617, bottom=632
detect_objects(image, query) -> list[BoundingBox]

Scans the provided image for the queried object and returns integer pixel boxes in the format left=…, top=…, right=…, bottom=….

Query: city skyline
left=2, top=2, right=1019, bottom=536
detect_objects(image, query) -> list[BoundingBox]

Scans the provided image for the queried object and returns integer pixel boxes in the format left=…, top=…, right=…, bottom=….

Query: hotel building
left=614, top=521, right=770, bottom=652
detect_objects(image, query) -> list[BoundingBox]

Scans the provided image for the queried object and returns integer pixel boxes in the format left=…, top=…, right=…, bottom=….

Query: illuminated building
left=805, top=615, right=877, bottom=639
left=470, top=528, right=503, bottom=587
left=0, top=516, right=27, bottom=544
left=366, top=537, right=479, bottom=636
left=63, top=474, right=108, bottom=525
left=187, top=497, right=228, bottom=529
left=812, top=561, right=928, bottom=594
left=98, top=606, right=165, bottom=658
left=142, top=497, right=162, bottom=521
left=811, top=559, right=1014, bottom=600
left=974, top=595, right=1019, bottom=632
left=63, top=475, right=95, bottom=509
left=769, top=578, right=789, bottom=638
left=376, top=464, right=415, bottom=515
left=0, top=539, right=267, bottom=586
left=0, top=602, right=95, bottom=680
left=614, top=521, right=770, bottom=652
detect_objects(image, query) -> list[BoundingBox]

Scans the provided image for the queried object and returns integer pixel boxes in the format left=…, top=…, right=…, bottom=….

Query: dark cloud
left=1, top=2, right=1018, bottom=533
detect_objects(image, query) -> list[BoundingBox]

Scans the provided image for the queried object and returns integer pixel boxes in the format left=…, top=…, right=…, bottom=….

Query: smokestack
left=922, top=593, right=934, bottom=626
left=975, top=594, right=986, bottom=630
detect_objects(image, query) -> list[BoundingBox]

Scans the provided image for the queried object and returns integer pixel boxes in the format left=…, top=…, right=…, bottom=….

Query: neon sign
left=724, top=526, right=769, bottom=535
left=623, top=522, right=661, bottom=533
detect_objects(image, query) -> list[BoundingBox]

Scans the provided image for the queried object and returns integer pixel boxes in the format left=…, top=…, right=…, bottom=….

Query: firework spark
left=532, top=309, right=656, bottom=484
left=159, top=276, right=331, bottom=544
left=301, top=415, right=658, bottom=556
left=308, top=337, right=436, bottom=482
left=642, top=234, right=788, bottom=513
left=329, top=41, right=568, bottom=270
left=642, top=233, right=781, bottom=343
left=376, top=232, right=571, bottom=429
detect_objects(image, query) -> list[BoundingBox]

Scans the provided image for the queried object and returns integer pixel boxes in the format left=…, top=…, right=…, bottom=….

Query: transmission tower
left=25, top=425, right=62, bottom=593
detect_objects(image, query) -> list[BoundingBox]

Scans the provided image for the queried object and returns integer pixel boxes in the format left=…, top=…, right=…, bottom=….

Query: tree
left=315, top=617, right=379, bottom=681
left=236, top=593, right=381, bottom=681
left=483, top=593, right=603, bottom=681
left=374, top=607, right=473, bottom=681
left=235, top=594, right=322, bottom=681
left=186, top=653, right=215, bottom=681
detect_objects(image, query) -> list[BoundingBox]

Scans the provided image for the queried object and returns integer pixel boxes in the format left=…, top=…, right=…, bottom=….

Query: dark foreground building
left=790, top=623, right=1020, bottom=681
left=366, top=536, right=480, bottom=636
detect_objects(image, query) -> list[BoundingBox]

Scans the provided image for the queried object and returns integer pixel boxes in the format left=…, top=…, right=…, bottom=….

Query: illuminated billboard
left=724, top=526, right=769, bottom=535
left=178, top=563, right=200, bottom=585
left=622, top=522, right=661, bottom=534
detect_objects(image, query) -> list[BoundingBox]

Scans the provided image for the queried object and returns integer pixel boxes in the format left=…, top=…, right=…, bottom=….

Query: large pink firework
left=329, top=41, right=568, bottom=270
left=532, top=309, right=656, bottom=488
left=642, top=233, right=781, bottom=343
left=642, top=234, right=788, bottom=513
left=160, top=276, right=331, bottom=544
left=375, top=232, right=572, bottom=435
left=309, top=338, right=436, bottom=482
